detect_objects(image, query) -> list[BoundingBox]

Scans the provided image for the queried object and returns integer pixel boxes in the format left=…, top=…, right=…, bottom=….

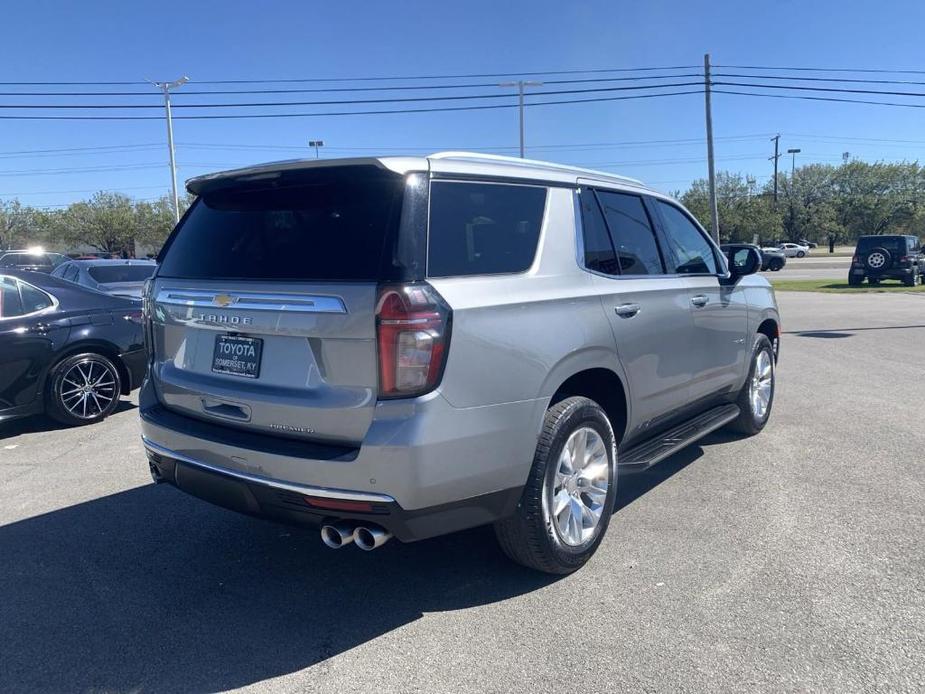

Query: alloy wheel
left=58, top=357, right=118, bottom=420
left=548, top=427, right=609, bottom=547
left=750, top=350, right=774, bottom=421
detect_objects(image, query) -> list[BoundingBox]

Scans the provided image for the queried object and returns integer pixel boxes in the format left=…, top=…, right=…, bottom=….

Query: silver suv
left=140, top=152, right=780, bottom=574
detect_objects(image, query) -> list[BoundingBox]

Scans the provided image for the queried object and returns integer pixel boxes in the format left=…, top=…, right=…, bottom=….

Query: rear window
left=88, top=265, right=156, bottom=283
left=856, top=236, right=906, bottom=253
left=157, top=167, right=406, bottom=281
left=427, top=181, right=547, bottom=277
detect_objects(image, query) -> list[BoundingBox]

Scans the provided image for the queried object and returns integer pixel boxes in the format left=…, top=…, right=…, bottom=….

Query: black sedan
left=0, top=269, right=146, bottom=426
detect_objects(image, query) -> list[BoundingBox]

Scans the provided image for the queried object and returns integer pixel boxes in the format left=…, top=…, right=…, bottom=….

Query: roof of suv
left=185, top=151, right=652, bottom=196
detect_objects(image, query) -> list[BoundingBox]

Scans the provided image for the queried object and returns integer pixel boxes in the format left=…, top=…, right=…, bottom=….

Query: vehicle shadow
left=0, top=482, right=556, bottom=692
left=1, top=432, right=716, bottom=692
left=0, top=400, right=137, bottom=440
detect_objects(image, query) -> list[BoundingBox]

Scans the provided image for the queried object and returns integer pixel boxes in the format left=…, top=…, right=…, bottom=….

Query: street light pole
left=151, top=76, right=189, bottom=223
left=499, top=80, right=543, bottom=158
left=308, top=140, right=325, bottom=159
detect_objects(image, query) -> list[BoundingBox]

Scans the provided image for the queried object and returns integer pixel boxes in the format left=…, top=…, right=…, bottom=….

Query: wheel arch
left=44, top=339, right=131, bottom=396
left=542, top=354, right=630, bottom=447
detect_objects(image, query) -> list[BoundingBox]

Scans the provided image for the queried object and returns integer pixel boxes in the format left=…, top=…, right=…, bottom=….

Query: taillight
left=852, top=255, right=860, bottom=265
left=376, top=283, right=451, bottom=399
left=141, top=279, right=155, bottom=361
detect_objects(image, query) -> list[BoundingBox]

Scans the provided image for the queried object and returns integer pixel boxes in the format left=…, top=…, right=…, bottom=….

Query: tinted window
left=88, top=265, right=156, bottom=283
left=657, top=201, right=719, bottom=275
left=595, top=191, right=663, bottom=275
left=158, top=167, right=405, bottom=281
left=0, top=277, right=23, bottom=317
left=427, top=182, right=546, bottom=277
left=857, top=236, right=905, bottom=253
left=64, top=265, right=80, bottom=282
left=0, top=253, right=55, bottom=268
left=19, top=282, right=52, bottom=313
left=579, top=190, right=619, bottom=275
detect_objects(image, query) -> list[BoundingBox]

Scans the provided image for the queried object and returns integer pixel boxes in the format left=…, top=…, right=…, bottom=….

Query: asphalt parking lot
left=1, top=291, right=924, bottom=693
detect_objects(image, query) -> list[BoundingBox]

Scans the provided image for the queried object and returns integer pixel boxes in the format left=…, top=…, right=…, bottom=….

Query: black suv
left=849, top=235, right=924, bottom=287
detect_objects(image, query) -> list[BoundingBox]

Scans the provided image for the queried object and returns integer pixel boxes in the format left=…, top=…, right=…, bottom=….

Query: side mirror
left=724, top=245, right=761, bottom=278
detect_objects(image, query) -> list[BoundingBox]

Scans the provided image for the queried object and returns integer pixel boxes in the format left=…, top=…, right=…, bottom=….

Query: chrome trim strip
left=155, top=289, right=346, bottom=314
left=141, top=436, right=394, bottom=503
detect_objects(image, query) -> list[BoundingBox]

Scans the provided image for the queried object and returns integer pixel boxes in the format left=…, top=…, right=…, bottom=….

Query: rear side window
left=656, top=201, right=719, bottom=275
left=157, top=167, right=406, bottom=281
left=427, top=181, right=547, bottom=277
left=19, top=282, right=52, bottom=313
left=579, top=190, right=620, bottom=275
left=595, top=190, right=664, bottom=275
left=0, top=277, right=23, bottom=317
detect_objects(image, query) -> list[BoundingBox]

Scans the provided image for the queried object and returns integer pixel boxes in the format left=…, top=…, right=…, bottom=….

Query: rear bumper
left=851, top=266, right=914, bottom=278
left=138, top=378, right=544, bottom=537
left=143, top=437, right=521, bottom=542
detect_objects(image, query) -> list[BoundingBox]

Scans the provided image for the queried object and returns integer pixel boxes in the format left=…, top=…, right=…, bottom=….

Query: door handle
left=614, top=303, right=641, bottom=318
left=690, top=295, right=709, bottom=308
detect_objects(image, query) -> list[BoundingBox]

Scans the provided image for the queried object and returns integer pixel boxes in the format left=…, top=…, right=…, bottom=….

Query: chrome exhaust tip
left=354, top=525, right=392, bottom=551
left=320, top=522, right=356, bottom=549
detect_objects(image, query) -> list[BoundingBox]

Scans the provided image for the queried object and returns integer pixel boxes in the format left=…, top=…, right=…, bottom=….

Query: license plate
left=212, top=335, right=262, bottom=379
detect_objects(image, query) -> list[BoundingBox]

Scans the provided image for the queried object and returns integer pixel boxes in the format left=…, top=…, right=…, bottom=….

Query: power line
left=714, top=64, right=925, bottom=76
left=714, top=73, right=925, bottom=87
left=713, top=81, right=925, bottom=99
left=0, top=81, right=704, bottom=109
left=0, top=65, right=702, bottom=87
left=0, top=73, right=704, bottom=97
left=0, top=89, right=702, bottom=121
left=715, top=89, right=925, bottom=109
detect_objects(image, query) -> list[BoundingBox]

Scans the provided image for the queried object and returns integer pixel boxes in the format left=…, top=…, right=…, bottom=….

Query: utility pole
left=703, top=54, right=720, bottom=243
left=151, top=76, right=189, bottom=223
left=499, top=80, right=543, bottom=158
left=787, top=148, right=801, bottom=241
left=770, top=134, right=781, bottom=202
left=308, top=140, right=325, bottom=159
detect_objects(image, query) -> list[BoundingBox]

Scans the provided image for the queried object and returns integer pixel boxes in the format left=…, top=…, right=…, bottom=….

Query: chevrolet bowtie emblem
left=213, top=294, right=237, bottom=307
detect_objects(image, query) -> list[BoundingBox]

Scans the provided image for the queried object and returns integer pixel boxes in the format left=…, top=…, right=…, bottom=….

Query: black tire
left=494, top=396, right=617, bottom=575
left=796, top=250, right=806, bottom=258
left=727, top=334, right=775, bottom=436
left=868, top=277, right=881, bottom=286
left=770, top=259, right=784, bottom=271
left=904, top=270, right=918, bottom=287
left=848, top=274, right=863, bottom=287
left=46, top=352, right=122, bottom=426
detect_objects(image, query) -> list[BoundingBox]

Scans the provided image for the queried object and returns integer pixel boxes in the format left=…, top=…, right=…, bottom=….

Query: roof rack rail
left=427, top=151, right=645, bottom=186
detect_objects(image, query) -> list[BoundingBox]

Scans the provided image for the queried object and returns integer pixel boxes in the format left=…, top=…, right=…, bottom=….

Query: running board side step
left=619, top=404, right=740, bottom=469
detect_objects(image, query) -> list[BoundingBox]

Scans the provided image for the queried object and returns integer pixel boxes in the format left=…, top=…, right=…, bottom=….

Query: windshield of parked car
left=87, top=265, right=156, bottom=283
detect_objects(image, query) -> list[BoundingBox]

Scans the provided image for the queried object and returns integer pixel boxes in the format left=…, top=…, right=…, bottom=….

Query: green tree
left=682, top=172, right=783, bottom=243
left=0, top=199, right=39, bottom=250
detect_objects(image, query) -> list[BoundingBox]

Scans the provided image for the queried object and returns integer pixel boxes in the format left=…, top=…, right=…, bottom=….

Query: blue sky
left=4, top=0, right=925, bottom=208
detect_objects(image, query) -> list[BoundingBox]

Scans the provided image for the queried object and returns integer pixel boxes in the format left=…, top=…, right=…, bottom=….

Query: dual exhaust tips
left=320, top=521, right=392, bottom=551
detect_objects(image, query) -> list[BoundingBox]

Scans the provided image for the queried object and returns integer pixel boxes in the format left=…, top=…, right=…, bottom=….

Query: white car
left=778, top=242, right=810, bottom=258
